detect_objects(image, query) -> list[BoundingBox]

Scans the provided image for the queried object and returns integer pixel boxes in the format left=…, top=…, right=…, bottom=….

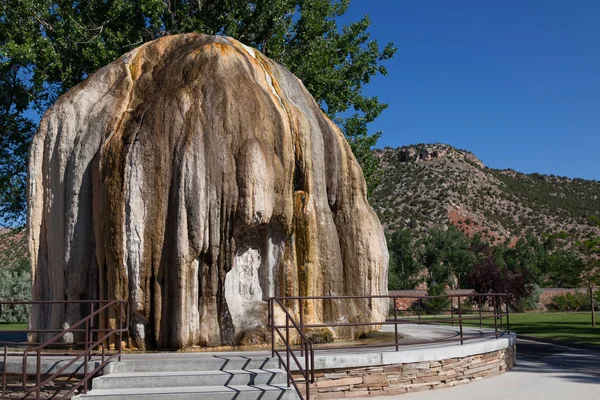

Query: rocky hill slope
left=372, top=144, right=600, bottom=243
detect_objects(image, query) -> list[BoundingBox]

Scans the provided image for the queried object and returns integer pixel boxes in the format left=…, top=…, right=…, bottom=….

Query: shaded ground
left=516, top=338, right=600, bottom=377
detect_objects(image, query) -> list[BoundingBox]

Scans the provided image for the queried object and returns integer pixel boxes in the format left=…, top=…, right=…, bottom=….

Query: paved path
left=5, top=326, right=598, bottom=399
left=516, top=339, right=600, bottom=377
left=357, top=339, right=600, bottom=400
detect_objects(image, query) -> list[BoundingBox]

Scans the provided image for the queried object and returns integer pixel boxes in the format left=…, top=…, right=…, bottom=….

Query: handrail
left=0, top=299, right=128, bottom=399
left=269, top=293, right=511, bottom=399
left=21, top=299, right=128, bottom=399
left=276, top=293, right=508, bottom=300
left=269, top=297, right=315, bottom=400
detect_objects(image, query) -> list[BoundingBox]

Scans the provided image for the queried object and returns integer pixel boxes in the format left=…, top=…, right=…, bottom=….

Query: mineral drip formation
left=28, top=34, right=388, bottom=349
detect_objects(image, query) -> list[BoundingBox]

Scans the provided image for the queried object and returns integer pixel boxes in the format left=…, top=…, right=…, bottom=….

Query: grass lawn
left=503, top=312, right=600, bottom=346
left=464, top=312, right=600, bottom=346
left=0, top=322, right=27, bottom=331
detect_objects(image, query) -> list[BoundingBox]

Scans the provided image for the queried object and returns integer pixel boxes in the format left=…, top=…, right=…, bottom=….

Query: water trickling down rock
left=28, top=34, right=388, bottom=349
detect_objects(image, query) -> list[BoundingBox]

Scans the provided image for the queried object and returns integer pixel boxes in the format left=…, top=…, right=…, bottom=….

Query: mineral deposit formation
left=28, top=33, right=388, bottom=349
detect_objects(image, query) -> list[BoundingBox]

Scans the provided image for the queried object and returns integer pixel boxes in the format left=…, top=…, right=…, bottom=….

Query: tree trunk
left=590, top=286, right=596, bottom=328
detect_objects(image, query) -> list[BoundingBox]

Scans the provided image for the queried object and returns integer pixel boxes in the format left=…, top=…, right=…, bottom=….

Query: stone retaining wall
left=294, top=346, right=515, bottom=398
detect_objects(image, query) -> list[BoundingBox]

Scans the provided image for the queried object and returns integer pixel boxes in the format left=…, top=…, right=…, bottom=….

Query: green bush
left=548, top=291, right=597, bottom=312
left=515, top=284, right=542, bottom=312
left=306, top=328, right=334, bottom=344
left=0, top=265, right=31, bottom=322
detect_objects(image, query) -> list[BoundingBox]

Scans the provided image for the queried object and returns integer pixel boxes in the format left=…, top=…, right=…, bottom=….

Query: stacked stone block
left=294, top=347, right=516, bottom=398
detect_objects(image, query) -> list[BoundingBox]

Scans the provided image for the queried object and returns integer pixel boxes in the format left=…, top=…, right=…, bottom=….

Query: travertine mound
left=28, top=33, right=388, bottom=349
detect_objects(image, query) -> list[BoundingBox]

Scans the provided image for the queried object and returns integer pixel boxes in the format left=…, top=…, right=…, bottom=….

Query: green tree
left=578, top=237, right=600, bottom=327
left=443, top=229, right=476, bottom=289
left=0, top=62, right=35, bottom=226
left=0, top=260, right=31, bottom=322
left=387, top=229, right=423, bottom=290
left=538, top=232, right=585, bottom=288
left=545, top=249, right=584, bottom=288
left=491, top=235, right=546, bottom=289
left=416, top=226, right=475, bottom=313
left=0, top=0, right=396, bottom=225
left=508, top=235, right=547, bottom=285
left=418, top=226, right=474, bottom=290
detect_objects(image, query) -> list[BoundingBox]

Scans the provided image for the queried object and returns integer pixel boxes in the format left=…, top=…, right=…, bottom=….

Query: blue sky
left=342, top=1, right=600, bottom=180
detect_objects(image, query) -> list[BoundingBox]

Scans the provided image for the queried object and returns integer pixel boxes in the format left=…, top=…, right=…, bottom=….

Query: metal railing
left=1, top=300, right=128, bottom=399
left=268, top=298, right=315, bottom=400
left=269, top=293, right=510, bottom=399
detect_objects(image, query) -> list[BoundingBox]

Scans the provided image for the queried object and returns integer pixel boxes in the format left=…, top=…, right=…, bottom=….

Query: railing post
left=393, top=297, right=399, bottom=351
left=304, top=341, right=310, bottom=400
left=299, top=297, right=304, bottom=357
left=499, top=296, right=504, bottom=333
left=478, top=296, right=482, bottom=329
left=458, top=296, right=463, bottom=345
left=310, top=342, right=315, bottom=384
left=270, top=299, right=275, bottom=357
left=2, top=345, right=7, bottom=400
left=493, top=296, right=498, bottom=339
left=450, top=296, right=454, bottom=327
left=21, top=350, right=27, bottom=392
left=89, top=303, right=95, bottom=362
left=118, top=302, right=123, bottom=362
left=418, top=298, right=422, bottom=323
left=84, top=318, right=89, bottom=393
left=304, top=340, right=309, bottom=380
left=36, top=348, right=41, bottom=400
left=286, top=315, right=290, bottom=387
left=505, top=295, right=510, bottom=333
left=106, top=302, right=110, bottom=351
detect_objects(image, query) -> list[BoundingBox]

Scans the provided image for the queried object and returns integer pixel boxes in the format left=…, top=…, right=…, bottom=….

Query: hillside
left=372, top=144, right=600, bottom=243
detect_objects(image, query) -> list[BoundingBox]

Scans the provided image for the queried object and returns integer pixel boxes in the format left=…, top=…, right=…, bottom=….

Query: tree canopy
left=387, top=229, right=423, bottom=290
left=0, top=0, right=396, bottom=226
left=385, top=224, right=600, bottom=313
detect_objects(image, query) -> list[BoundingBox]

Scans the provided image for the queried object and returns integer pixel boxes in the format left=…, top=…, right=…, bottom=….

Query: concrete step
left=1, top=360, right=98, bottom=376
left=92, top=369, right=287, bottom=389
left=73, top=384, right=299, bottom=399
left=105, top=356, right=280, bottom=373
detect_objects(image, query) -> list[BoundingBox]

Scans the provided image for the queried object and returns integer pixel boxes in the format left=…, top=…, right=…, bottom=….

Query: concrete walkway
left=355, top=339, right=600, bottom=400
left=6, top=325, right=598, bottom=399
left=517, top=339, right=600, bottom=377
left=379, top=359, right=600, bottom=400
